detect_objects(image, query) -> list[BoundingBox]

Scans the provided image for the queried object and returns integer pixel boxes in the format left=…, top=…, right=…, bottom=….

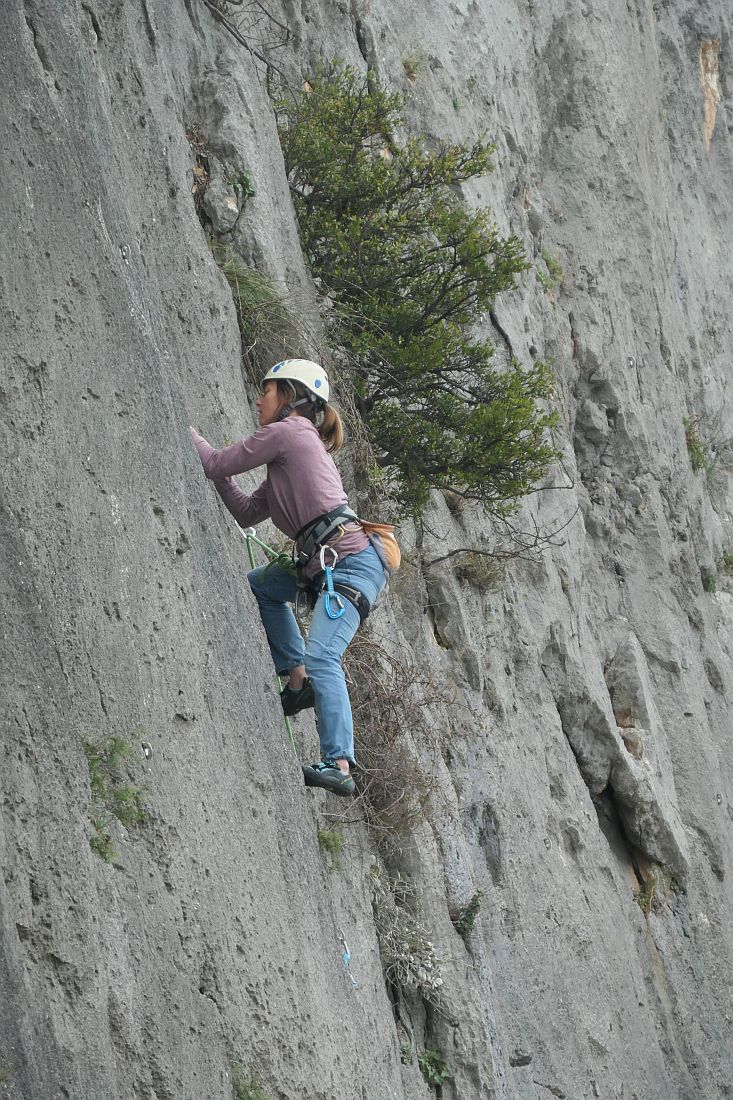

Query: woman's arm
left=213, top=477, right=270, bottom=529
left=190, top=425, right=283, bottom=479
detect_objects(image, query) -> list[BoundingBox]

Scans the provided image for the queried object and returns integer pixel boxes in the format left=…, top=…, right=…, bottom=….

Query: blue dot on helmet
left=314, top=379, right=322, bottom=388
left=272, top=363, right=283, bottom=372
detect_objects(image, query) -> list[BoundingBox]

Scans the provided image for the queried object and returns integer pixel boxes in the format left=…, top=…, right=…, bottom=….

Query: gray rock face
left=1, top=1, right=732, bottom=1099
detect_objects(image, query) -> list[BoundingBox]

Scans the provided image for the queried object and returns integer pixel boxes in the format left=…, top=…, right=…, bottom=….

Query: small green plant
left=227, top=169, right=256, bottom=202
left=402, top=51, right=427, bottom=82
left=0, top=1058, right=14, bottom=1083
left=418, top=1049, right=451, bottom=1088
left=83, top=735, right=146, bottom=864
left=453, top=552, right=505, bottom=590
left=537, top=249, right=564, bottom=291
left=230, top=1061, right=268, bottom=1100
left=400, top=1043, right=413, bottom=1065
left=277, top=60, right=557, bottom=517
left=683, top=415, right=717, bottom=478
left=719, top=550, right=733, bottom=573
left=451, top=889, right=483, bottom=935
left=701, top=568, right=717, bottom=593
left=635, top=865, right=670, bottom=915
left=317, top=827, right=345, bottom=870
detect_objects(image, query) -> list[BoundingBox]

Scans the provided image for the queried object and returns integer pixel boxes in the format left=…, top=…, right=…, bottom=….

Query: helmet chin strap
left=275, top=395, right=311, bottom=422
left=273, top=380, right=326, bottom=423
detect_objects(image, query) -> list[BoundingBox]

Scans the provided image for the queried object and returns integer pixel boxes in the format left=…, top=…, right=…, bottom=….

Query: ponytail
left=318, top=404, right=344, bottom=452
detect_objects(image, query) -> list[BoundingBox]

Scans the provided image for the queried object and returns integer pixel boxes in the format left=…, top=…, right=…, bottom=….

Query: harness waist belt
left=295, top=506, right=360, bottom=566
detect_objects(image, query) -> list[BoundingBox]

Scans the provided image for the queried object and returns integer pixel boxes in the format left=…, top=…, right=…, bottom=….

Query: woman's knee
left=304, top=641, right=340, bottom=681
left=247, top=566, right=264, bottom=594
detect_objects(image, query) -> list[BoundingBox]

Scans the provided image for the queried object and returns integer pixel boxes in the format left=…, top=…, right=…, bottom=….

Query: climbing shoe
left=280, top=677, right=315, bottom=717
left=302, top=760, right=355, bottom=797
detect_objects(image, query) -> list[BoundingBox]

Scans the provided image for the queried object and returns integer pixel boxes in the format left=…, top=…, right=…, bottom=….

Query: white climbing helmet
left=261, top=359, right=330, bottom=404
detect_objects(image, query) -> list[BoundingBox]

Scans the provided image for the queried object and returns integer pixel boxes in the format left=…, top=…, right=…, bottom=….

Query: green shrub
left=317, top=827, right=344, bottom=854
left=635, top=865, right=670, bottom=915
left=451, top=889, right=483, bottom=935
left=277, top=61, right=557, bottom=515
left=453, top=552, right=505, bottom=589
left=317, top=827, right=345, bottom=870
left=701, top=568, right=717, bottom=594
left=227, top=169, right=256, bottom=202
left=82, top=735, right=146, bottom=863
left=683, top=415, right=717, bottom=478
left=418, top=1049, right=451, bottom=1088
left=401, top=51, right=427, bottom=82
left=230, top=1062, right=268, bottom=1100
left=537, top=249, right=563, bottom=291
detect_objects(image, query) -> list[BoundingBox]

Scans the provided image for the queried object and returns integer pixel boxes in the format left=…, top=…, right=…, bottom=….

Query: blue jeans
left=247, top=543, right=386, bottom=765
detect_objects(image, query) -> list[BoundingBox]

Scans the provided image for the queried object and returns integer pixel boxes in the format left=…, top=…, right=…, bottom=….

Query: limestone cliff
left=1, top=1, right=731, bottom=1098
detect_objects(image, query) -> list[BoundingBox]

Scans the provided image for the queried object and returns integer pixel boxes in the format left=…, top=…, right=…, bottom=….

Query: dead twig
left=197, top=0, right=289, bottom=79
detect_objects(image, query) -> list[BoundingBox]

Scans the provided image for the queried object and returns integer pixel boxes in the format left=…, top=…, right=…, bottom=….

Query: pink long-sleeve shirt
left=190, top=417, right=369, bottom=574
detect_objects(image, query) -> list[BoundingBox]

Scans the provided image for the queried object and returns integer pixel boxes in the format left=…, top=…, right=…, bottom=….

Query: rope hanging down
left=236, top=524, right=298, bottom=755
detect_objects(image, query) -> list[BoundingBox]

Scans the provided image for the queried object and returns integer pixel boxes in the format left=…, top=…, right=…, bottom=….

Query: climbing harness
left=293, top=507, right=398, bottom=599
left=339, top=929, right=359, bottom=989
left=290, top=507, right=372, bottom=623
left=320, top=545, right=345, bottom=620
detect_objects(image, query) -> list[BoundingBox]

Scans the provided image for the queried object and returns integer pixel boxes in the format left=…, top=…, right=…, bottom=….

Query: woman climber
left=190, top=359, right=387, bottom=796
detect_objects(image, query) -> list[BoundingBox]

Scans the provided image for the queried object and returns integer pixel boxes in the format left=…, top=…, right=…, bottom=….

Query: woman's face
left=256, top=381, right=286, bottom=426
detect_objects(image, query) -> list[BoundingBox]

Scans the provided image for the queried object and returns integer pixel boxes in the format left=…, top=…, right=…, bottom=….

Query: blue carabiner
left=320, top=545, right=345, bottom=620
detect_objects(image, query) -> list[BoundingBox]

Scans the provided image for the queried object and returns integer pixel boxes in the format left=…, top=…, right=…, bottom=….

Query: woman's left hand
left=190, top=426, right=216, bottom=474
left=190, top=426, right=209, bottom=451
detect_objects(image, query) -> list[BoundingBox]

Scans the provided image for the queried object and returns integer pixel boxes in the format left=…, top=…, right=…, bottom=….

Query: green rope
left=243, top=531, right=281, bottom=560
left=242, top=531, right=259, bottom=570
left=241, top=527, right=298, bottom=755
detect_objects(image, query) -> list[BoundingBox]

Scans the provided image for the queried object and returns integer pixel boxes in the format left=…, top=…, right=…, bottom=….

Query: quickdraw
left=320, top=545, right=345, bottom=620
left=339, top=929, right=359, bottom=989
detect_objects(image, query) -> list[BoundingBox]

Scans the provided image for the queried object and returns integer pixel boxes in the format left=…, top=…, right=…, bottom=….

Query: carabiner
left=320, top=545, right=345, bottom=619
